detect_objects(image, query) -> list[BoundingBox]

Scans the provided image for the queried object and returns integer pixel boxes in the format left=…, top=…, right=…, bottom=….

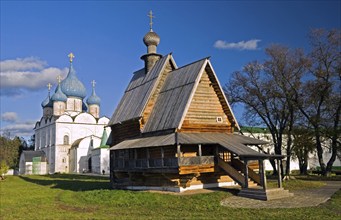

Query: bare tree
left=263, top=45, right=309, bottom=175
left=290, top=29, right=341, bottom=175
left=226, top=61, right=287, bottom=175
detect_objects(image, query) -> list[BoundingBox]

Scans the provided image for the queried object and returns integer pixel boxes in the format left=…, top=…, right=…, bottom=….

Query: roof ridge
left=172, top=56, right=210, bottom=71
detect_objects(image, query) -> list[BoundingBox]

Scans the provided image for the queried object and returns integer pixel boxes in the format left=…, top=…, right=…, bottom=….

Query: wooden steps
left=238, top=188, right=294, bottom=201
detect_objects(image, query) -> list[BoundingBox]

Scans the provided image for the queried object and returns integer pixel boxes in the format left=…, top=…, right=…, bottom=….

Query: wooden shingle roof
left=109, top=54, right=175, bottom=125
left=109, top=54, right=239, bottom=133
left=142, top=58, right=207, bottom=132
left=110, top=132, right=269, bottom=158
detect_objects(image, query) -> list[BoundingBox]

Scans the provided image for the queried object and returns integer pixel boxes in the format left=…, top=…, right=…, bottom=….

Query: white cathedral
left=19, top=54, right=111, bottom=175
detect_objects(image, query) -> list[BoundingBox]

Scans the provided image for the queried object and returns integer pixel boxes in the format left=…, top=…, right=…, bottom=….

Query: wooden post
left=134, top=149, right=137, bottom=169
left=259, top=159, right=267, bottom=191
left=198, top=144, right=202, bottom=157
left=177, top=145, right=181, bottom=157
left=161, top=147, right=164, bottom=167
left=277, top=159, right=282, bottom=188
left=146, top=148, right=150, bottom=168
left=244, top=159, right=249, bottom=189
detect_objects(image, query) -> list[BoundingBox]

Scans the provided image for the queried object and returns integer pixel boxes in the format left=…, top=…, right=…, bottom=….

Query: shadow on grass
left=19, top=175, right=111, bottom=191
left=42, top=173, right=109, bottom=180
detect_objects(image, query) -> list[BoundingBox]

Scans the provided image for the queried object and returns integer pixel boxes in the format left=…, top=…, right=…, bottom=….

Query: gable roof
left=142, top=58, right=207, bottom=132
left=109, top=54, right=240, bottom=134
left=143, top=58, right=240, bottom=133
left=109, top=54, right=176, bottom=125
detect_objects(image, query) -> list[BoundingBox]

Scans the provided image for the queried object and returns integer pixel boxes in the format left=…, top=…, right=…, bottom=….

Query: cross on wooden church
left=148, top=10, right=154, bottom=31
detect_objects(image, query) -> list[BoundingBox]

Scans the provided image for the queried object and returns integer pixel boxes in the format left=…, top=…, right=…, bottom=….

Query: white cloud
left=0, top=57, right=46, bottom=72
left=0, top=57, right=68, bottom=97
left=1, top=112, right=19, bottom=122
left=1, top=121, right=36, bottom=137
left=214, top=39, right=261, bottom=50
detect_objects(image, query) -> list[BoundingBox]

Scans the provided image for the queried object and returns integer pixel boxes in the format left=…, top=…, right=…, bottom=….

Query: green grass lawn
left=0, top=174, right=340, bottom=219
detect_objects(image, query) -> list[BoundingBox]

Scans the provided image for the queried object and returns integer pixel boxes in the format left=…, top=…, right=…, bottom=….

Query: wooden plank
left=179, top=164, right=215, bottom=175
left=217, top=157, right=245, bottom=187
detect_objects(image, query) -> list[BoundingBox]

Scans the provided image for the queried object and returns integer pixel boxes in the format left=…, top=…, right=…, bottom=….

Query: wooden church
left=108, top=12, right=289, bottom=199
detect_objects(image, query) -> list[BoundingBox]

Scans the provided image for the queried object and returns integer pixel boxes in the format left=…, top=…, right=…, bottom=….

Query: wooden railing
left=113, top=156, right=215, bottom=170
left=217, top=157, right=245, bottom=187
left=231, top=159, right=261, bottom=185
left=178, top=156, right=214, bottom=166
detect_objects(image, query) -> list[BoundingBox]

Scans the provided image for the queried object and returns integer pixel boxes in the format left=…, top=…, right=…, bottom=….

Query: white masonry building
left=19, top=54, right=110, bottom=175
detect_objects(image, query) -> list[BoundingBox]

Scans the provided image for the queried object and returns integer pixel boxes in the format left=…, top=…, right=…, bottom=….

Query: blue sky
left=1, top=1, right=340, bottom=138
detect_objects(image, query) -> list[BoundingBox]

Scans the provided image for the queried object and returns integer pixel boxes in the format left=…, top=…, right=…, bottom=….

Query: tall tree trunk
left=326, top=101, right=341, bottom=176
left=269, top=159, right=277, bottom=175
left=285, top=110, right=294, bottom=176
left=314, top=130, right=326, bottom=175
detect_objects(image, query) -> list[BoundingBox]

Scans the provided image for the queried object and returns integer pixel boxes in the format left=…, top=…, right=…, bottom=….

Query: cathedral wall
left=91, top=148, right=109, bottom=174
left=34, top=112, right=109, bottom=174
left=54, top=116, right=109, bottom=173
left=71, top=137, right=101, bottom=173
left=89, top=105, right=100, bottom=118
left=35, top=120, right=56, bottom=150
left=43, top=107, right=53, bottom=118
left=66, top=97, right=82, bottom=113
left=53, top=101, right=66, bottom=116
left=74, top=113, right=96, bottom=124
left=54, top=145, right=69, bottom=173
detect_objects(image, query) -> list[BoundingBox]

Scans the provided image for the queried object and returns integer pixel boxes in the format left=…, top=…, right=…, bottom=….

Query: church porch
left=109, top=133, right=277, bottom=193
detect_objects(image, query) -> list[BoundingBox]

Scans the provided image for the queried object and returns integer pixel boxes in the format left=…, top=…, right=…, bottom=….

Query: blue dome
left=86, top=86, right=101, bottom=106
left=41, top=95, right=53, bottom=108
left=60, top=64, right=87, bottom=99
left=51, top=83, right=67, bottom=102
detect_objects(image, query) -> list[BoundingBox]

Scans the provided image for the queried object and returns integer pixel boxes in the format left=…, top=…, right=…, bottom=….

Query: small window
left=62, top=157, right=66, bottom=163
left=216, top=117, right=223, bottom=123
left=63, top=135, right=69, bottom=145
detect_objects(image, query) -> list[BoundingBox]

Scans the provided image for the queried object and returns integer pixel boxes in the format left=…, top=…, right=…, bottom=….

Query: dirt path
left=220, top=181, right=341, bottom=208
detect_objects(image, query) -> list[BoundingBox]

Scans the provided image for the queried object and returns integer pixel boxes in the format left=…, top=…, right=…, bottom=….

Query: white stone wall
left=53, top=101, right=66, bottom=116
left=66, top=97, right=82, bottom=113
left=34, top=110, right=109, bottom=174
left=242, top=131, right=341, bottom=172
left=69, top=136, right=101, bottom=173
left=100, top=148, right=110, bottom=174
left=89, top=105, right=100, bottom=118
left=91, top=148, right=109, bottom=174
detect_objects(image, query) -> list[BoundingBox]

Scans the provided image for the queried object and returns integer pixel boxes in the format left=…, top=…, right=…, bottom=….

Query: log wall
left=180, top=69, right=233, bottom=133
left=110, top=119, right=141, bottom=145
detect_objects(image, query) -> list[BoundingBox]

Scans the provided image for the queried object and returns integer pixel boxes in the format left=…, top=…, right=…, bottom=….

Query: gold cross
left=57, top=75, right=62, bottom=83
left=91, top=80, right=96, bottom=88
left=47, top=83, right=52, bottom=91
left=148, top=10, right=154, bottom=31
left=68, top=52, right=75, bottom=63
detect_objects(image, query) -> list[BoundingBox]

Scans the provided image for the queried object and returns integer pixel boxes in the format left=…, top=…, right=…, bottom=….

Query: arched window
left=63, top=135, right=69, bottom=145
left=62, top=157, right=66, bottom=163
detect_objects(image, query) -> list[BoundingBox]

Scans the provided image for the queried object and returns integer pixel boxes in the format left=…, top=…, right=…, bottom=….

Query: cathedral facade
left=19, top=55, right=110, bottom=175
